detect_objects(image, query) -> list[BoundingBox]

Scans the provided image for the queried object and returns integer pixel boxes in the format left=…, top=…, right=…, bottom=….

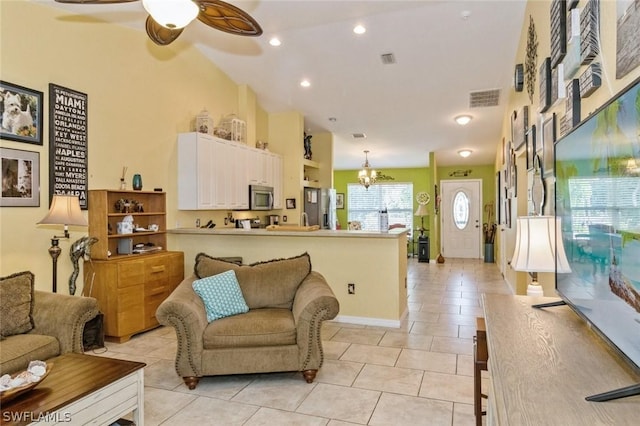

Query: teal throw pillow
left=192, top=270, right=249, bottom=322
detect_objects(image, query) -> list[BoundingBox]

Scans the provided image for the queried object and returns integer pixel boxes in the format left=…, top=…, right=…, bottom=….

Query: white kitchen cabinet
left=178, top=133, right=281, bottom=211
left=247, top=149, right=271, bottom=186
left=231, top=143, right=250, bottom=209
left=178, top=132, right=216, bottom=210
left=211, top=137, right=231, bottom=209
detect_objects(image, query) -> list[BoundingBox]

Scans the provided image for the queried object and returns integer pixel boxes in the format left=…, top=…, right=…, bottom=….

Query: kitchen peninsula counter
left=169, top=227, right=408, bottom=238
left=168, top=227, right=408, bottom=326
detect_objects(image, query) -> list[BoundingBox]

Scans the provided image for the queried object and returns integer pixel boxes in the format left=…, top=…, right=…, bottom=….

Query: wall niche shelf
left=303, top=159, right=321, bottom=188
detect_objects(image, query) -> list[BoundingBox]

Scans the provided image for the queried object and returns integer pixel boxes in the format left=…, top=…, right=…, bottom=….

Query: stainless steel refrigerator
left=303, top=187, right=336, bottom=229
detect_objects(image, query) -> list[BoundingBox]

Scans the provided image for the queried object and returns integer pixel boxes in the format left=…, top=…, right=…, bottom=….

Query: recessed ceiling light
left=454, top=115, right=472, bottom=125
left=269, top=37, right=281, bottom=47
left=458, top=149, right=472, bottom=158
left=300, top=79, right=311, bottom=88
left=353, top=24, right=366, bottom=35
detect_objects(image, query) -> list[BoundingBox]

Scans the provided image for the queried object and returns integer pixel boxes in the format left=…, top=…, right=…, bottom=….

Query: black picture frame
left=1, top=147, right=40, bottom=207
left=336, top=193, right=345, bottom=209
left=526, top=125, right=536, bottom=171
left=0, top=81, right=43, bottom=145
left=286, top=198, right=296, bottom=209
left=542, top=113, right=556, bottom=178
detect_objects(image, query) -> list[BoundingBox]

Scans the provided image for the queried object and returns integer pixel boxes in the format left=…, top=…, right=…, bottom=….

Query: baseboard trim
left=332, top=315, right=402, bottom=328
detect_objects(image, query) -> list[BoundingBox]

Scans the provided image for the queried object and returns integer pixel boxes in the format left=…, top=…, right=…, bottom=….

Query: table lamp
left=511, top=216, right=571, bottom=296
left=37, top=195, right=88, bottom=293
left=414, top=203, right=429, bottom=237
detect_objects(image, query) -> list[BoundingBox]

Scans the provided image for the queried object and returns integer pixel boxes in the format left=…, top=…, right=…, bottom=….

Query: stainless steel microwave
left=249, top=185, right=274, bottom=210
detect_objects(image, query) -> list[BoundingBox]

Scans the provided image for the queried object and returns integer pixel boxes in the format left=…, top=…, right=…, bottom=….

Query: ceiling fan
left=54, top=0, right=263, bottom=46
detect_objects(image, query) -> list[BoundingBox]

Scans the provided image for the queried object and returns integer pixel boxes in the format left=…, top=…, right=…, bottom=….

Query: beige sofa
left=0, top=271, right=99, bottom=375
left=157, top=253, right=339, bottom=389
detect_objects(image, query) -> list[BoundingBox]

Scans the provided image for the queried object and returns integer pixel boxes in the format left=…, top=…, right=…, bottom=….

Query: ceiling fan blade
left=54, top=0, right=138, bottom=4
left=145, top=15, right=184, bottom=46
left=195, top=0, right=262, bottom=37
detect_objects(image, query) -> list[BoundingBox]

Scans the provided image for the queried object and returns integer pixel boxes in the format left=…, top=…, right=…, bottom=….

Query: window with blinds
left=567, top=176, right=640, bottom=236
left=347, top=183, right=413, bottom=231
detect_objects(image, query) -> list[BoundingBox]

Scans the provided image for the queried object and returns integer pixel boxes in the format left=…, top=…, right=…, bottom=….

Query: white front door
left=441, top=179, right=482, bottom=258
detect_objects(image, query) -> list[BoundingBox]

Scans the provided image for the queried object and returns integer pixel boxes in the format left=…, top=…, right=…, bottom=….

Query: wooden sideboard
left=85, top=251, right=184, bottom=342
left=482, top=294, right=640, bottom=425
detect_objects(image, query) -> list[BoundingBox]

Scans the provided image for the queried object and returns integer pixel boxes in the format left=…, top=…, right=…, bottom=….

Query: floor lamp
left=511, top=216, right=571, bottom=296
left=37, top=195, right=88, bottom=293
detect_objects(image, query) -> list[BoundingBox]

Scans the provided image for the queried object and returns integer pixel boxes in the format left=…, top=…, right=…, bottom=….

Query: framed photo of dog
left=0, top=81, right=43, bottom=145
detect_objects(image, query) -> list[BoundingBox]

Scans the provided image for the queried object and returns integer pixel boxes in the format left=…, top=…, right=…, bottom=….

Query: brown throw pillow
left=0, top=271, right=35, bottom=339
left=195, top=252, right=311, bottom=309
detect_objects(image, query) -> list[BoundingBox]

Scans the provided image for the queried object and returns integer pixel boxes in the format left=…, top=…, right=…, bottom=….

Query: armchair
left=156, top=253, right=339, bottom=389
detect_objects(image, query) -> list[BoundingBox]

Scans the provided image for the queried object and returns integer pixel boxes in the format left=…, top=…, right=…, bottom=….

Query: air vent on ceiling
left=352, top=133, right=367, bottom=139
left=469, top=89, right=501, bottom=108
left=380, top=53, right=396, bottom=65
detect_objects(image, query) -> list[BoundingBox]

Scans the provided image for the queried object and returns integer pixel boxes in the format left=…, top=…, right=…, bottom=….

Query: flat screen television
left=553, top=76, right=640, bottom=401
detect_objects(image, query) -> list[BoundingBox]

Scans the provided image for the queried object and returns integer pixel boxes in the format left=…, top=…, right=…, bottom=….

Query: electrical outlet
left=348, top=283, right=355, bottom=294
left=283, top=215, right=287, bottom=222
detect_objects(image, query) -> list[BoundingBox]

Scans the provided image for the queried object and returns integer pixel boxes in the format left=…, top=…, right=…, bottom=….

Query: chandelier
left=358, top=150, right=377, bottom=190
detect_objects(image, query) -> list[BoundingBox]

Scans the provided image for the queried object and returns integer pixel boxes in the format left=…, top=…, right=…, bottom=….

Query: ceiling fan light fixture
left=142, top=0, right=199, bottom=30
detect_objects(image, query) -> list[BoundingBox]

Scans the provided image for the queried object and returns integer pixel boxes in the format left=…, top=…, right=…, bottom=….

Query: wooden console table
left=482, top=294, right=640, bottom=425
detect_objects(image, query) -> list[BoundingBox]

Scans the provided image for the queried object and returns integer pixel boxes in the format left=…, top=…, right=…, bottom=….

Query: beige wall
left=0, top=1, right=260, bottom=293
left=497, top=0, right=640, bottom=294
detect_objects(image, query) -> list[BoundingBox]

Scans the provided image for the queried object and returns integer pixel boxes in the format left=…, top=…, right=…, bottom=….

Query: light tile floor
left=91, top=257, right=512, bottom=425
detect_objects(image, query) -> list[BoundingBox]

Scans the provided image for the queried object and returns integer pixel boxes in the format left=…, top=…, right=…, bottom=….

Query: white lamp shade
left=511, top=216, right=571, bottom=273
left=142, top=0, right=199, bottom=29
left=414, top=204, right=429, bottom=217
left=37, top=195, right=87, bottom=227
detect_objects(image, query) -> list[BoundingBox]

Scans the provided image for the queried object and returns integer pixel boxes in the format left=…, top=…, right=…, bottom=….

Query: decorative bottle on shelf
left=132, top=174, right=143, bottom=191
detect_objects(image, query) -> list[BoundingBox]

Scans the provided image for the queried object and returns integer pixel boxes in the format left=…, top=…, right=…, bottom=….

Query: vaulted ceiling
left=46, top=0, right=527, bottom=169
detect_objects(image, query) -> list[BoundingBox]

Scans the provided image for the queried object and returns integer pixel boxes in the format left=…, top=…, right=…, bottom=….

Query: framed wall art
left=539, top=57, right=552, bottom=113
left=580, top=0, right=600, bottom=64
left=565, top=78, right=581, bottom=130
left=526, top=125, right=536, bottom=171
left=286, top=198, right=296, bottom=209
left=512, top=106, right=529, bottom=150
left=616, top=0, right=640, bottom=79
left=542, top=113, right=557, bottom=178
left=49, top=84, right=88, bottom=208
left=579, top=63, right=602, bottom=98
left=1, top=147, right=39, bottom=207
left=0, top=81, right=43, bottom=145
left=550, top=0, right=567, bottom=68
left=336, top=193, right=345, bottom=209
